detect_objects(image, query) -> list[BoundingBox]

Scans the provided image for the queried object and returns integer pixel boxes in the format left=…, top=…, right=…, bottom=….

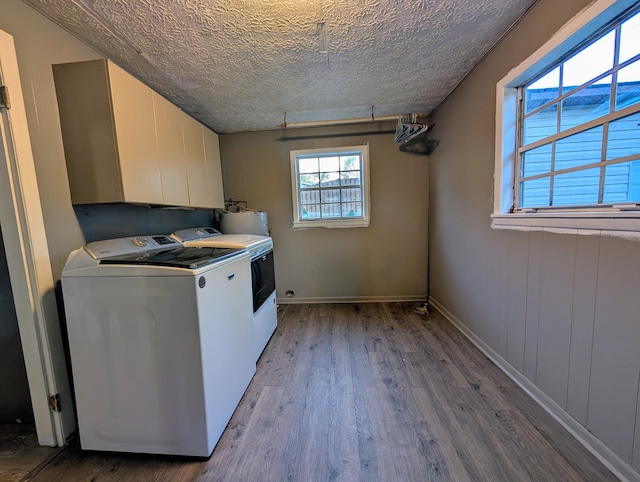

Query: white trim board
left=429, top=296, right=640, bottom=482
left=277, top=295, right=427, bottom=304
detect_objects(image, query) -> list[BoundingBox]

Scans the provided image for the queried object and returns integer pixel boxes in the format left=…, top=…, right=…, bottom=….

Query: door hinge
left=48, top=394, right=61, bottom=412
left=0, top=86, right=10, bottom=109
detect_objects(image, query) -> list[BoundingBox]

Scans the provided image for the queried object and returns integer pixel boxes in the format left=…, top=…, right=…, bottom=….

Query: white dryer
left=172, top=227, right=277, bottom=361
left=61, top=235, right=255, bottom=456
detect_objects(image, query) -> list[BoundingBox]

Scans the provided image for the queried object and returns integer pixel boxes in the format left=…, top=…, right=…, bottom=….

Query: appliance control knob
left=195, top=228, right=205, bottom=236
left=132, top=237, right=148, bottom=247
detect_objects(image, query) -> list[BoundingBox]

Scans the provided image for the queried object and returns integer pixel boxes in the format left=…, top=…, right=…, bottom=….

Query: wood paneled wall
left=428, top=0, right=640, bottom=476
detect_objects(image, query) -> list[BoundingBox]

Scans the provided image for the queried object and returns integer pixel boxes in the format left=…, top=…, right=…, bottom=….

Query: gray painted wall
left=429, top=0, right=640, bottom=473
left=220, top=124, right=429, bottom=302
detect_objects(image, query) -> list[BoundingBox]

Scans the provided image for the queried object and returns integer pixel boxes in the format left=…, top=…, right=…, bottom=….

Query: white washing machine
left=61, top=235, right=255, bottom=456
left=172, top=227, right=277, bottom=361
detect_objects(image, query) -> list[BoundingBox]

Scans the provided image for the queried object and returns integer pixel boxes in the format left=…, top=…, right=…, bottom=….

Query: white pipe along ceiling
left=23, top=0, right=538, bottom=133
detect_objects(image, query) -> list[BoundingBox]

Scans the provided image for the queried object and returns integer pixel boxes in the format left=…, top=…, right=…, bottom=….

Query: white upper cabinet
left=182, top=115, right=210, bottom=208
left=152, top=92, right=190, bottom=207
left=53, top=59, right=223, bottom=208
left=108, top=63, right=163, bottom=204
left=203, top=127, right=225, bottom=208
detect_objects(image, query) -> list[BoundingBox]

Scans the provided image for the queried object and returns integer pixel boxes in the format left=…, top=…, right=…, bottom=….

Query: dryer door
left=252, top=250, right=275, bottom=312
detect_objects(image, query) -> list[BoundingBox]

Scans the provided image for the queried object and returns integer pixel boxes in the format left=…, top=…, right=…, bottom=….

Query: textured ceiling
left=24, top=0, right=537, bottom=133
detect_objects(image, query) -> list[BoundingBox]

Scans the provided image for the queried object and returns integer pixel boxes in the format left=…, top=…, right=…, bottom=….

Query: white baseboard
left=429, top=296, right=639, bottom=482
left=276, top=295, right=427, bottom=304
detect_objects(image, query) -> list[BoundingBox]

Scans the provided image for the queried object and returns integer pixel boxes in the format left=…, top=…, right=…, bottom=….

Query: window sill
left=292, top=218, right=370, bottom=230
left=491, top=213, right=640, bottom=241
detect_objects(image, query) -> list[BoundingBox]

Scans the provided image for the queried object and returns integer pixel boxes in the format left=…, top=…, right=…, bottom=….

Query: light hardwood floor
left=0, top=424, right=64, bottom=481
left=5, top=303, right=618, bottom=481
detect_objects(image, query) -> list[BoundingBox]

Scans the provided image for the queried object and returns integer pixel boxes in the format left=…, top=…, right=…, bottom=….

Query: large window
left=494, top=0, right=640, bottom=236
left=519, top=8, right=640, bottom=209
left=290, top=145, right=370, bottom=229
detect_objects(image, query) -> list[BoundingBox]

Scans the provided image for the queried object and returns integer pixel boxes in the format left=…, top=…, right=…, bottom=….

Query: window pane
left=299, top=173, right=319, bottom=188
left=299, top=190, right=319, bottom=205
left=299, top=158, right=318, bottom=173
left=555, top=126, right=603, bottom=171
left=552, top=168, right=600, bottom=206
left=560, top=78, right=611, bottom=131
left=521, top=143, right=552, bottom=177
left=510, top=8, right=640, bottom=213
left=603, top=161, right=640, bottom=203
left=321, top=203, right=341, bottom=218
left=320, top=171, right=339, bottom=187
left=341, top=188, right=362, bottom=202
left=340, top=155, right=360, bottom=171
left=301, top=204, right=320, bottom=219
left=606, top=112, right=640, bottom=160
left=319, top=156, right=339, bottom=172
left=619, top=10, right=640, bottom=64
left=321, top=189, right=340, bottom=203
left=525, top=68, right=560, bottom=114
left=524, top=103, right=558, bottom=144
left=616, top=60, right=640, bottom=110
left=342, top=202, right=362, bottom=217
left=341, top=171, right=361, bottom=186
left=520, top=177, right=550, bottom=208
left=562, top=31, right=615, bottom=93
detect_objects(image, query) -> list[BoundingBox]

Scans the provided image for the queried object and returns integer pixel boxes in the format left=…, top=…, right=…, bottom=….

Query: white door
left=0, top=29, right=75, bottom=446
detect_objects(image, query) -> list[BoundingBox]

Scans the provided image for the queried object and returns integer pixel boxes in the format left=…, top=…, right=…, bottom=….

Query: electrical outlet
left=285, top=290, right=295, bottom=298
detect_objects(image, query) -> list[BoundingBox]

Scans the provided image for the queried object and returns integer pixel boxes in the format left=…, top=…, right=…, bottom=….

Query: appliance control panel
left=172, top=227, right=222, bottom=242
left=85, top=235, right=182, bottom=259
left=249, top=242, right=272, bottom=260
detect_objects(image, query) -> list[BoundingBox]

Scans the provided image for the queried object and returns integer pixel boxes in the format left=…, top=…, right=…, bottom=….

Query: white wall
left=0, top=0, right=210, bottom=280
left=429, top=0, right=640, bottom=476
left=0, top=0, right=99, bottom=278
left=0, top=0, right=213, bottom=443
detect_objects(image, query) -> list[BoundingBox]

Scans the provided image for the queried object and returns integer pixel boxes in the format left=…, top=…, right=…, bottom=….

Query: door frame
left=0, top=29, right=75, bottom=445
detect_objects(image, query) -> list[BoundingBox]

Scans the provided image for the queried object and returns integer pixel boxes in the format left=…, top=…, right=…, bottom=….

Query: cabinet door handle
left=228, top=273, right=235, bottom=280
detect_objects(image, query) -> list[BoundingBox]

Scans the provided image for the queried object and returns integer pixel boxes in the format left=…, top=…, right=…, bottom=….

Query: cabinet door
left=152, top=93, right=190, bottom=206
left=203, top=128, right=225, bottom=208
left=182, top=116, right=210, bottom=208
left=53, top=60, right=123, bottom=204
left=108, top=62, right=163, bottom=204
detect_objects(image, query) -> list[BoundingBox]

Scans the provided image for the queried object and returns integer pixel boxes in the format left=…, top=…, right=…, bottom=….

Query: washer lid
left=99, top=246, right=245, bottom=269
left=172, top=227, right=222, bottom=243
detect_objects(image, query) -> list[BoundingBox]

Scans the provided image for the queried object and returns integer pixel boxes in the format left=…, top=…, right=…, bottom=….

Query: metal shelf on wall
left=399, top=135, right=439, bottom=155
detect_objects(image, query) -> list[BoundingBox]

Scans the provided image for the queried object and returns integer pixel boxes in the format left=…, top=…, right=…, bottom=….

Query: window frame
left=493, top=0, right=640, bottom=238
left=290, top=144, right=370, bottom=229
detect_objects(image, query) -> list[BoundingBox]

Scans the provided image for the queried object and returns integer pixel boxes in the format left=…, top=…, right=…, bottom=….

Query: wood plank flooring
left=6, top=303, right=618, bottom=481
left=0, top=424, right=64, bottom=481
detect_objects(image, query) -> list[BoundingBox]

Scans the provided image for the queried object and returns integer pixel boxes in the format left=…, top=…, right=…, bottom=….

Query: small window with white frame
left=494, top=0, right=640, bottom=237
left=290, top=145, right=370, bottom=229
